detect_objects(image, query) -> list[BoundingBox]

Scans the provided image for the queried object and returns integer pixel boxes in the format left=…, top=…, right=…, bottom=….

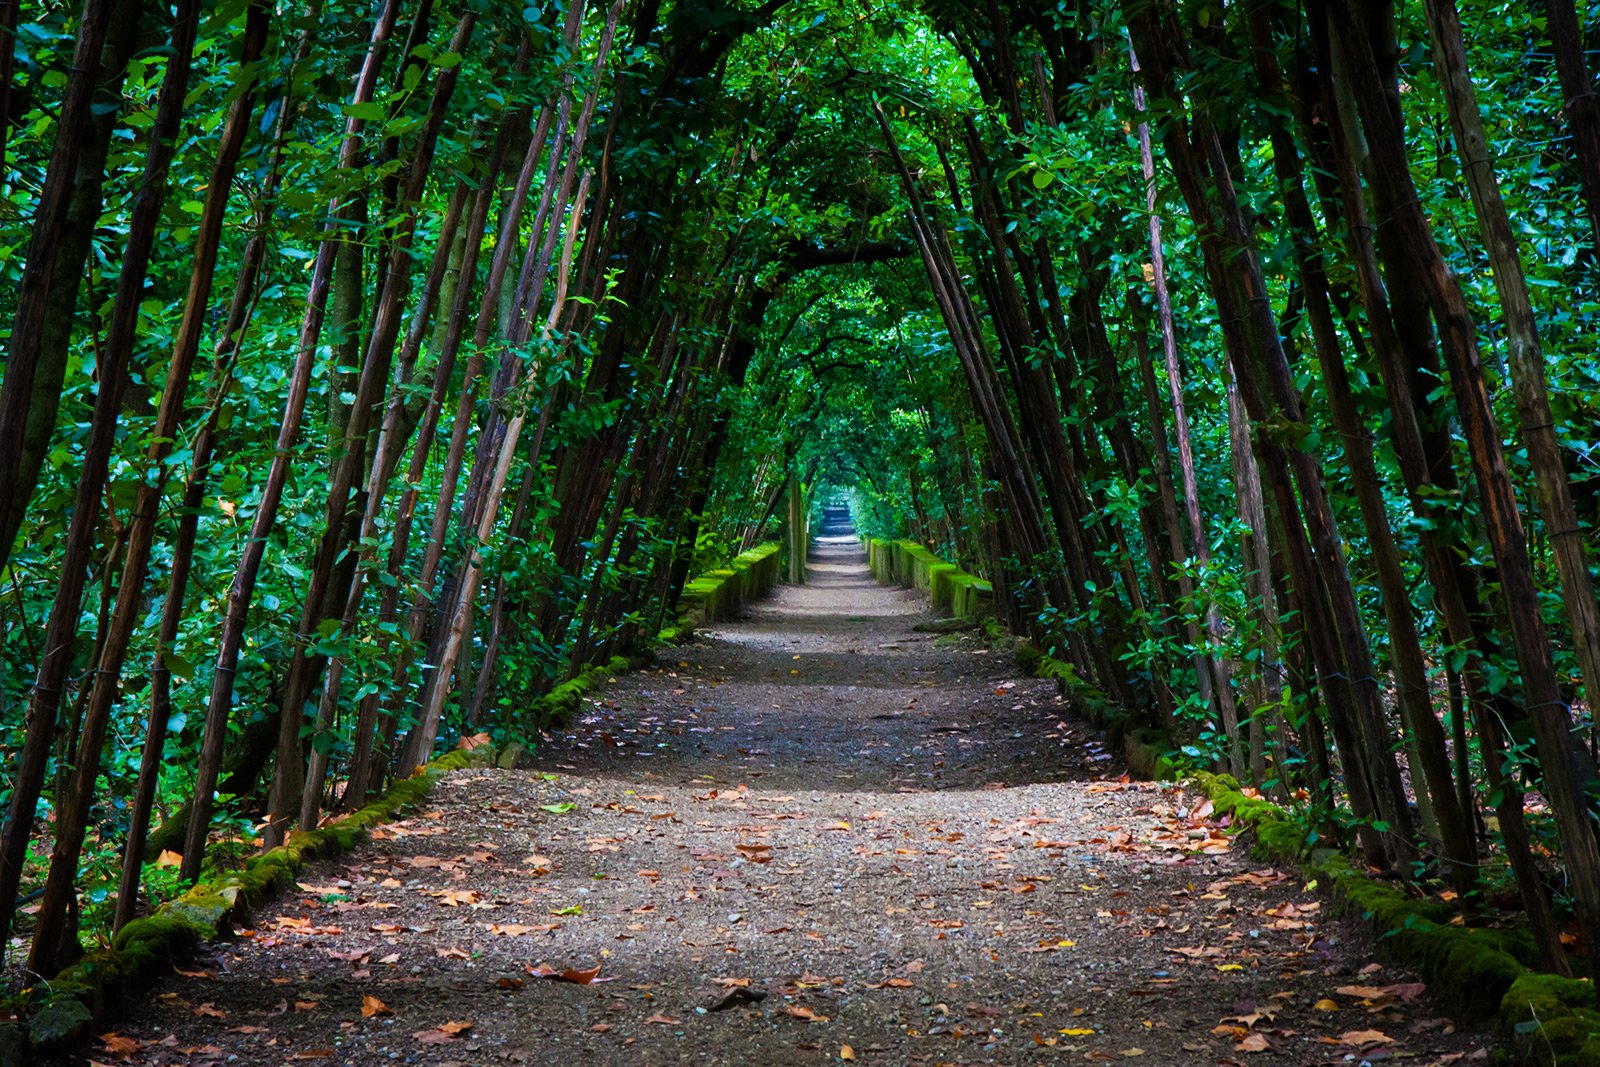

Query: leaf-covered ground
left=84, top=539, right=1489, bottom=1065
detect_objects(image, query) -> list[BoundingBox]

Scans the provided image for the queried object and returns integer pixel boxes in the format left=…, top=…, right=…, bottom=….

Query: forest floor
left=84, top=537, right=1490, bottom=1065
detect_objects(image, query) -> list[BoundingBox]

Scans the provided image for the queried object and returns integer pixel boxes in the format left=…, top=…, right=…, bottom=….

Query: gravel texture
left=83, top=537, right=1490, bottom=1065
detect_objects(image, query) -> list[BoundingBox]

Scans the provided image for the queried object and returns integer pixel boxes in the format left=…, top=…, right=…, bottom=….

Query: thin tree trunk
left=21, top=0, right=203, bottom=975
left=103, top=0, right=272, bottom=932
left=270, top=10, right=475, bottom=839
left=0, top=0, right=140, bottom=573
left=184, top=0, right=401, bottom=881
left=0, top=0, right=142, bottom=956
left=1425, top=0, right=1600, bottom=764
left=1129, top=44, right=1233, bottom=738
left=1329, top=0, right=1600, bottom=979
left=1544, top=0, right=1600, bottom=251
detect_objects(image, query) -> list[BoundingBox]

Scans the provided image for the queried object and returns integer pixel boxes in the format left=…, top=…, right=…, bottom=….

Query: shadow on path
left=87, top=538, right=1488, bottom=1066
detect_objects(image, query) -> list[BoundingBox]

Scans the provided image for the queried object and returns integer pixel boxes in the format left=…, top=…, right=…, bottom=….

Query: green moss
left=25, top=742, right=496, bottom=1057
left=27, top=996, right=92, bottom=1051
left=676, top=542, right=779, bottom=625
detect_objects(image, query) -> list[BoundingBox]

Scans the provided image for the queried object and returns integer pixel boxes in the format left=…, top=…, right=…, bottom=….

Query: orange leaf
left=783, top=1004, right=829, bottom=1023
left=98, top=1033, right=141, bottom=1057
left=361, top=995, right=391, bottom=1018
left=1338, top=1029, right=1396, bottom=1047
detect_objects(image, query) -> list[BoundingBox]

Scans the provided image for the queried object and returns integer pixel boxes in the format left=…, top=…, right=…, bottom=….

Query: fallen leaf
left=413, top=1030, right=458, bottom=1046
left=1335, top=985, right=1388, bottom=1000
left=783, top=1004, right=829, bottom=1022
left=192, top=1003, right=225, bottom=1018
left=154, top=850, right=183, bottom=868
left=841, top=1045, right=856, bottom=1061
left=644, top=1013, right=681, bottom=1025
left=99, top=1033, right=141, bottom=1057
left=361, top=995, right=391, bottom=1018
left=1338, top=1029, right=1396, bottom=1047
left=529, top=963, right=604, bottom=984
left=1237, top=1033, right=1271, bottom=1053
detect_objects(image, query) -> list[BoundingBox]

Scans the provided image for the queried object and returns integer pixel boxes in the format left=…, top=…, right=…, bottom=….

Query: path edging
left=6, top=741, right=497, bottom=1061
left=1194, top=772, right=1600, bottom=1066
left=865, top=536, right=1595, bottom=1064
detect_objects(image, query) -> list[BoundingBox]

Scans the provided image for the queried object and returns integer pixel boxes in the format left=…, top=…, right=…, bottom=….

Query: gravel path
left=88, top=537, right=1489, bottom=1065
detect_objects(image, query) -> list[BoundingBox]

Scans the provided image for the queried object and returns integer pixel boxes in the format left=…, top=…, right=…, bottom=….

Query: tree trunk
left=21, top=0, right=203, bottom=975
left=0, top=0, right=141, bottom=573
left=184, top=0, right=403, bottom=881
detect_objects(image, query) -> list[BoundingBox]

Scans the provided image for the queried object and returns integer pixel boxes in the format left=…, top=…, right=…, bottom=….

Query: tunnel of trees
left=6, top=0, right=1600, bottom=995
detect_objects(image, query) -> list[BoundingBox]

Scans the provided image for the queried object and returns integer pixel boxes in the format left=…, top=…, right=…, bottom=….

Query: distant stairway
left=817, top=503, right=854, bottom=537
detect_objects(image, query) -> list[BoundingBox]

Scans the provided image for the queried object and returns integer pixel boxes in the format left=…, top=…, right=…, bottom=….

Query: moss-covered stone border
left=1194, top=771, right=1600, bottom=1065
left=865, top=538, right=994, bottom=619
left=677, top=543, right=781, bottom=627
left=8, top=743, right=496, bottom=1059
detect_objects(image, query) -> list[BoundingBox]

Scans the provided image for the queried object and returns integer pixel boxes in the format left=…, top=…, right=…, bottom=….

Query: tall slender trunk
left=17, top=0, right=202, bottom=976
left=402, top=172, right=595, bottom=771
left=0, top=0, right=142, bottom=956
left=1129, top=45, right=1232, bottom=735
left=1297, top=12, right=1569, bottom=968
left=100, top=0, right=272, bottom=933
left=184, top=0, right=402, bottom=880
left=1544, top=0, right=1600, bottom=251
left=1425, top=0, right=1600, bottom=764
left=267, top=9, right=475, bottom=841
left=1329, top=0, right=1600, bottom=980
left=0, top=0, right=141, bottom=572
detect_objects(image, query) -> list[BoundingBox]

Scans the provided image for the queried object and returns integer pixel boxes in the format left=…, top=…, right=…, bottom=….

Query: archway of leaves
left=6, top=0, right=1600, bottom=1000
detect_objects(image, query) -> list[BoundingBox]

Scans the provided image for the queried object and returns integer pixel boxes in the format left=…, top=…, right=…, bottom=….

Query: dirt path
left=89, top=537, right=1488, bottom=1065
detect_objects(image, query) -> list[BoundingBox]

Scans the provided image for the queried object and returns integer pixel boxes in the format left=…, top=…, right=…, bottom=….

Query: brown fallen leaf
left=841, top=1045, right=856, bottom=1061
left=488, top=923, right=558, bottom=936
left=866, top=977, right=914, bottom=989
left=644, top=1013, right=681, bottom=1025
left=712, top=977, right=752, bottom=988
left=361, top=995, right=391, bottom=1018
left=1236, top=1033, right=1271, bottom=1053
left=529, top=963, right=604, bottom=984
left=1335, top=985, right=1388, bottom=1000
left=192, top=1002, right=225, bottom=1019
left=1337, top=1029, right=1396, bottom=1047
left=783, top=1004, right=829, bottom=1022
left=413, top=1031, right=458, bottom=1046
left=708, top=987, right=767, bottom=1011
left=98, top=1033, right=141, bottom=1057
